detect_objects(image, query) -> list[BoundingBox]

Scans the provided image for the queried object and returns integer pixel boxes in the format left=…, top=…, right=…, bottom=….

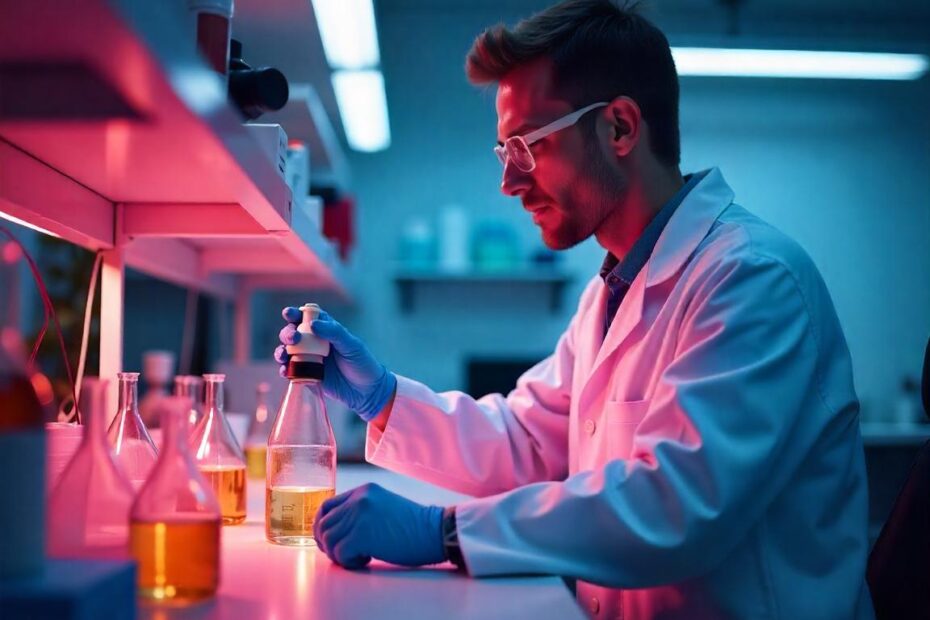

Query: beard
left=539, top=141, right=627, bottom=251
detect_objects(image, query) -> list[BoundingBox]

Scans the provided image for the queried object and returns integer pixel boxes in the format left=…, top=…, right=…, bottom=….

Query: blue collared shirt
left=600, top=171, right=707, bottom=336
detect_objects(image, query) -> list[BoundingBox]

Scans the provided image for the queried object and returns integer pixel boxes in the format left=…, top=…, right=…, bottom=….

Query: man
left=274, top=1, right=874, bottom=617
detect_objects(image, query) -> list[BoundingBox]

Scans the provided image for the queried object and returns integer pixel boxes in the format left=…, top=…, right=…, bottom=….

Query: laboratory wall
left=318, top=2, right=930, bottom=421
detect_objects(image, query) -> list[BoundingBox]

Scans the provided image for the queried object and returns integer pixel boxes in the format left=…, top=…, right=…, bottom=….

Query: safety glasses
left=494, top=102, right=608, bottom=172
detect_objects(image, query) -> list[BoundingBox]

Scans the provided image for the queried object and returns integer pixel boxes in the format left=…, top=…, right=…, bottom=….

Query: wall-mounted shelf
left=394, top=268, right=574, bottom=313
left=0, top=0, right=347, bottom=298
left=0, top=0, right=351, bottom=409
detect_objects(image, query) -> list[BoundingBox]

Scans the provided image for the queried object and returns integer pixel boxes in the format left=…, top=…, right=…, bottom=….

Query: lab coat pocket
left=606, top=399, right=650, bottom=460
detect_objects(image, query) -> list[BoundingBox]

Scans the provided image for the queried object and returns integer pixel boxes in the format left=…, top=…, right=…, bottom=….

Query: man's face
left=496, top=58, right=626, bottom=250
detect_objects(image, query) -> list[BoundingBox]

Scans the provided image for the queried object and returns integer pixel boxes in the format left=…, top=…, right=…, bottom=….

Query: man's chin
left=540, top=227, right=583, bottom=251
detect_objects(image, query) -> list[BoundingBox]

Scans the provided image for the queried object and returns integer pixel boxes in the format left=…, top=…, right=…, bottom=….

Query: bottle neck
left=292, top=378, right=323, bottom=391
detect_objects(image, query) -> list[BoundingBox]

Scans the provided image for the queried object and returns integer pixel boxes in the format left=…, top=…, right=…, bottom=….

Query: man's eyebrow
left=496, top=124, right=537, bottom=146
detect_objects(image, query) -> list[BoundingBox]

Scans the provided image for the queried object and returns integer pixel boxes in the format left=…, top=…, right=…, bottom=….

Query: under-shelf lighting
left=671, top=48, right=929, bottom=80
left=332, top=70, right=391, bottom=152
left=0, top=210, right=59, bottom=238
left=312, top=0, right=380, bottom=70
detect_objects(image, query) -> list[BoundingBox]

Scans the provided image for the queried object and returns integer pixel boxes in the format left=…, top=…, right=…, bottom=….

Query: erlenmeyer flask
left=244, top=382, right=272, bottom=479
left=266, top=303, right=336, bottom=546
left=189, top=374, right=246, bottom=525
left=130, top=396, right=222, bottom=603
left=48, top=377, right=134, bottom=560
left=173, top=375, right=204, bottom=431
left=107, top=372, right=158, bottom=489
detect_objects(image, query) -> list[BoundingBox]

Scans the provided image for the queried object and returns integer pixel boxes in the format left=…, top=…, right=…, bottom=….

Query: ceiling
left=231, top=0, right=930, bottom=155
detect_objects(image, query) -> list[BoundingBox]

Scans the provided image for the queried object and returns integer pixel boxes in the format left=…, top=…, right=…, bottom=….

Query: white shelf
left=0, top=0, right=346, bottom=298
left=394, top=268, right=574, bottom=312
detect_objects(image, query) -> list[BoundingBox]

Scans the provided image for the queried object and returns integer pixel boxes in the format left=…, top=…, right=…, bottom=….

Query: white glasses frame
left=494, top=101, right=609, bottom=172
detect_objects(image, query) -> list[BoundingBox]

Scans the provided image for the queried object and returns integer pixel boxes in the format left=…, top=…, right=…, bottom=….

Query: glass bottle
left=173, top=375, right=204, bottom=432
left=107, top=372, right=158, bottom=489
left=130, top=396, right=222, bottom=603
left=189, top=374, right=247, bottom=525
left=266, top=303, right=336, bottom=546
left=244, top=382, right=272, bottom=479
left=48, top=377, right=134, bottom=560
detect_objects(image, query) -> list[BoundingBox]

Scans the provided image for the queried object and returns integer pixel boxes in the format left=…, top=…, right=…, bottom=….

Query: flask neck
left=79, top=379, right=110, bottom=448
left=204, top=380, right=223, bottom=414
left=118, top=377, right=139, bottom=415
left=255, top=393, right=269, bottom=424
left=162, top=405, right=191, bottom=456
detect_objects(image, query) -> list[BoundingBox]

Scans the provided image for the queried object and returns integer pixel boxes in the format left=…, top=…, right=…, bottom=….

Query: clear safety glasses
left=494, top=101, right=608, bottom=173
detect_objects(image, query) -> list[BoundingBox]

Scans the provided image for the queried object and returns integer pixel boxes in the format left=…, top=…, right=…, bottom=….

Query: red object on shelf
left=322, top=196, right=355, bottom=261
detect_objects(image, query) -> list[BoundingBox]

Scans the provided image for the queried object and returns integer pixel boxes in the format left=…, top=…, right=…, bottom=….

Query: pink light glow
left=2, top=241, right=22, bottom=263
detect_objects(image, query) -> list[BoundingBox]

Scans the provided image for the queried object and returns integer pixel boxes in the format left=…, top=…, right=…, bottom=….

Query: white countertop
left=139, top=464, right=585, bottom=620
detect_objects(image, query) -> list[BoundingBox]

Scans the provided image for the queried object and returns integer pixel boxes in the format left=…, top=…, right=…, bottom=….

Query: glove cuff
left=357, top=370, right=397, bottom=422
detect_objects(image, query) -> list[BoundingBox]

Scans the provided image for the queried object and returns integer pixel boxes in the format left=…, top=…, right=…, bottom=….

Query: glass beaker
left=107, top=372, right=158, bottom=489
left=173, top=375, right=204, bottom=432
left=266, top=379, right=336, bottom=546
left=189, top=374, right=246, bottom=525
left=48, top=377, right=134, bottom=560
left=244, top=382, right=272, bottom=479
left=130, top=396, right=222, bottom=603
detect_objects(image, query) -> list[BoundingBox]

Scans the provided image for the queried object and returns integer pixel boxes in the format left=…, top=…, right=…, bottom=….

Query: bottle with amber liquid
left=244, top=382, right=272, bottom=479
left=266, top=303, right=337, bottom=546
left=130, top=396, right=222, bottom=603
left=189, top=374, right=247, bottom=525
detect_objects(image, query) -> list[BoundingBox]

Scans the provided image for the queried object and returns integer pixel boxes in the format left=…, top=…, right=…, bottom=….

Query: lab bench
left=138, top=464, right=585, bottom=620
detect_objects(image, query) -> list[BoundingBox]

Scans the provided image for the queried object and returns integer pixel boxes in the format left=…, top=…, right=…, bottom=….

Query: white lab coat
left=367, top=169, right=874, bottom=619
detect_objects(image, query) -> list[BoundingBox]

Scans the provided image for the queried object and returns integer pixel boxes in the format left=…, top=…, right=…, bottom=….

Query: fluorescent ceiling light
left=312, top=0, right=380, bottom=70
left=332, top=70, right=391, bottom=152
left=671, top=48, right=929, bottom=80
left=0, top=210, right=59, bottom=238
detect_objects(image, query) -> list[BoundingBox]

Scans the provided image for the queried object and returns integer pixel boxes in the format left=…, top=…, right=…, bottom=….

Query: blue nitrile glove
left=313, top=483, right=446, bottom=569
left=274, top=307, right=397, bottom=422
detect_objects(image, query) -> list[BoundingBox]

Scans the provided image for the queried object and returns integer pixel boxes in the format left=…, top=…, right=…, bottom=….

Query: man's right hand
left=274, top=307, right=397, bottom=422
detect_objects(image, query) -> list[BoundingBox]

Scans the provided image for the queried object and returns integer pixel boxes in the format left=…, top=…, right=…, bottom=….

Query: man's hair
left=466, top=0, right=680, bottom=167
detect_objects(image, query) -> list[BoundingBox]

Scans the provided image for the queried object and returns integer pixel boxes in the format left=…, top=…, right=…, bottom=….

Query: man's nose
left=500, top=158, right=533, bottom=197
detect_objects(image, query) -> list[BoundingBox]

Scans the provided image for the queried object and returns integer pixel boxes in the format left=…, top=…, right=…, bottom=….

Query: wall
left=325, top=2, right=929, bottom=421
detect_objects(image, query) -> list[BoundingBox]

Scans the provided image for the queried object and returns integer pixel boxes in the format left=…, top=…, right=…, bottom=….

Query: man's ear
left=605, top=96, right=641, bottom=158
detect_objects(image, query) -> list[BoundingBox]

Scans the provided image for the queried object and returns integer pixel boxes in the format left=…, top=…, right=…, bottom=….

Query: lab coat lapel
left=578, top=168, right=735, bottom=402
left=576, top=282, right=608, bottom=380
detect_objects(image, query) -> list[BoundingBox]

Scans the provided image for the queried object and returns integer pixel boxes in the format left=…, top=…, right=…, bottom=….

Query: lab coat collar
left=581, top=168, right=735, bottom=400
left=645, top=167, right=735, bottom=287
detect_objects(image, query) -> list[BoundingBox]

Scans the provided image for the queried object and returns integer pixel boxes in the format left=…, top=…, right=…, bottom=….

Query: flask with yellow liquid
left=189, top=374, right=247, bottom=525
left=266, top=303, right=336, bottom=546
left=130, top=396, right=222, bottom=603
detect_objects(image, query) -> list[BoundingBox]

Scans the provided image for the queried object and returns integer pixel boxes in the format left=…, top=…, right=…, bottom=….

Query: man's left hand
left=314, top=483, right=446, bottom=569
